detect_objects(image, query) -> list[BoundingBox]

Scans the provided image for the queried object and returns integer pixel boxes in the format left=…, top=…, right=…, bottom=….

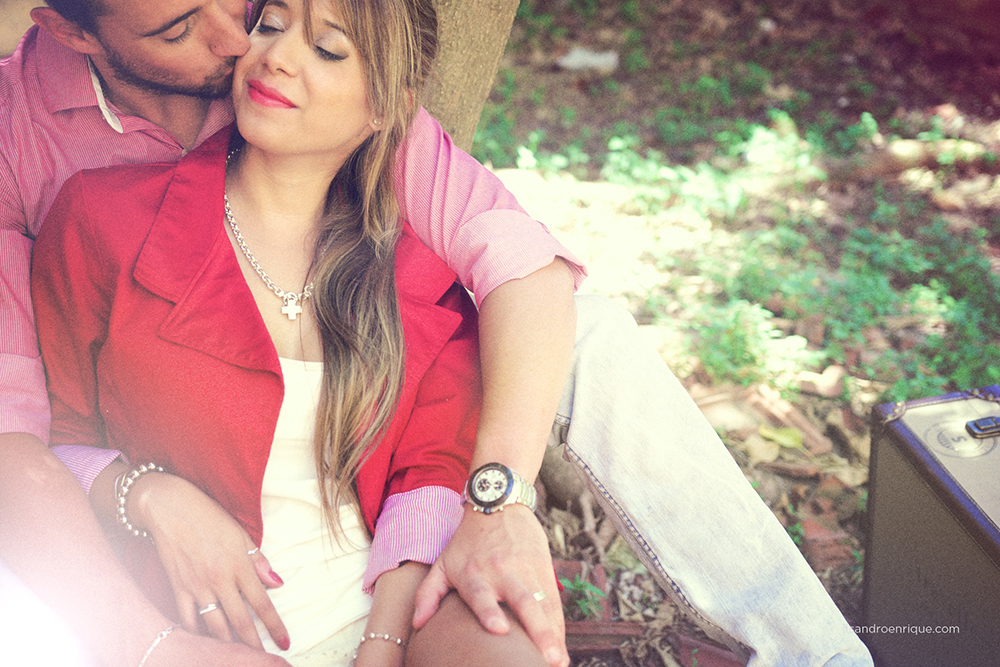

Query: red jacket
left=32, top=128, right=481, bottom=551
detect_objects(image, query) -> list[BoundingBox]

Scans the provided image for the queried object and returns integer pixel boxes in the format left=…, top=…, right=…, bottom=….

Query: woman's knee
left=404, top=593, right=548, bottom=667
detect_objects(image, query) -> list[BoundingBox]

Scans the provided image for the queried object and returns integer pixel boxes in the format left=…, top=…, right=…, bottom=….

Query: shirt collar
left=37, top=27, right=103, bottom=117
left=36, top=27, right=123, bottom=132
left=87, top=57, right=124, bottom=133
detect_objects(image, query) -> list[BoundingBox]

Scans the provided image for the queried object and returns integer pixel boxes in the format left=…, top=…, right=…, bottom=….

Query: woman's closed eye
left=256, top=22, right=282, bottom=35
left=314, top=45, right=347, bottom=62
left=255, top=9, right=286, bottom=35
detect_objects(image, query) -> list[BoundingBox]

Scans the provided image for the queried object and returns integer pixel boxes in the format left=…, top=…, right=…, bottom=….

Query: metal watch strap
left=504, top=468, right=538, bottom=512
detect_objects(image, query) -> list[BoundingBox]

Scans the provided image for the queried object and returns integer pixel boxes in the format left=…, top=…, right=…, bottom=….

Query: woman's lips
left=247, top=80, right=295, bottom=108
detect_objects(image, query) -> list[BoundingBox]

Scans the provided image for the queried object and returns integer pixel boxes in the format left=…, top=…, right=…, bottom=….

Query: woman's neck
left=225, top=145, right=340, bottom=236
left=222, top=144, right=336, bottom=362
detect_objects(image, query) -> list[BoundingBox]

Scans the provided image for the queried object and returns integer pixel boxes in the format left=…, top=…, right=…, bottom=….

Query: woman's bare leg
left=405, top=592, right=549, bottom=667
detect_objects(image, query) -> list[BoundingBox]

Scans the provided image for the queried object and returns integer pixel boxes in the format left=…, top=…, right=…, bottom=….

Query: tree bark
left=424, top=0, right=520, bottom=152
left=0, top=0, right=36, bottom=56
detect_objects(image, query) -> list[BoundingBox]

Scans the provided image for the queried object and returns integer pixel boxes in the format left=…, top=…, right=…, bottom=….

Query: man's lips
left=247, top=80, right=295, bottom=108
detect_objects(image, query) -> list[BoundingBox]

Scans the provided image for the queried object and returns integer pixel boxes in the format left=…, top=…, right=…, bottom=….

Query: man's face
left=90, top=0, right=251, bottom=98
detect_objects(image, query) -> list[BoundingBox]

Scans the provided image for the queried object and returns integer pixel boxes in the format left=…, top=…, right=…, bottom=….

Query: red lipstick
left=247, top=79, right=295, bottom=108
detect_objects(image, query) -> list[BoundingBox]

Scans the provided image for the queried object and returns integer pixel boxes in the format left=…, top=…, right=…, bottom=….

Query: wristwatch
left=464, top=462, right=538, bottom=514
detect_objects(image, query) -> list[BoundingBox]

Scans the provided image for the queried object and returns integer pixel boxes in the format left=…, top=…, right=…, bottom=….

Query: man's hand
left=412, top=504, right=568, bottom=667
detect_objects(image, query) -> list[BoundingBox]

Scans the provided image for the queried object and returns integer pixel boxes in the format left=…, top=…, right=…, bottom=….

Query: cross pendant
left=281, top=294, right=302, bottom=320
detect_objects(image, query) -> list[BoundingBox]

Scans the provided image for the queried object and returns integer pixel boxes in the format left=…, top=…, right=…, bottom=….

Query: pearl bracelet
left=351, top=631, right=407, bottom=663
left=115, top=462, right=164, bottom=539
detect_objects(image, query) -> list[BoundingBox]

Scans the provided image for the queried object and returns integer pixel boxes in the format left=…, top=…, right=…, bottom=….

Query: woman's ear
left=30, top=7, right=104, bottom=55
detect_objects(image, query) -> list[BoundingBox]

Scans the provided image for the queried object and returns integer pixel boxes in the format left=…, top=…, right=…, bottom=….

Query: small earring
left=372, top=118, right=382, bottom=127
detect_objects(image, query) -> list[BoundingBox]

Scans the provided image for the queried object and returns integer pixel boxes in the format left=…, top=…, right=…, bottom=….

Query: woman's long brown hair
left=247, top=0, right=438, bottom=537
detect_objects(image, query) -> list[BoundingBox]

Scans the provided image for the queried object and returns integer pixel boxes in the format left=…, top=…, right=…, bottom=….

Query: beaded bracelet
left=351, top=631, right=408, bottom=663
left=115, top=462, right=164, bottom=539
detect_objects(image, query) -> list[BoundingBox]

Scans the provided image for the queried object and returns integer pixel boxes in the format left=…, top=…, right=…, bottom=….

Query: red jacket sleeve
left=385, top=281, right=481, bottom=500
left=31, top=172, right=113, bottom=451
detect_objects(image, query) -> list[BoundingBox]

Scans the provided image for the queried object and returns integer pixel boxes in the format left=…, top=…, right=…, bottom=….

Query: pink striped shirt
left=1, top=26, right=584, bottom=580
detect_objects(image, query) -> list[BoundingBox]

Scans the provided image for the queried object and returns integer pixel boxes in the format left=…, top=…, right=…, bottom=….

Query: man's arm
left=396, top=110, right=580, bottom=667
left=412, top=259, right=576, bottom=667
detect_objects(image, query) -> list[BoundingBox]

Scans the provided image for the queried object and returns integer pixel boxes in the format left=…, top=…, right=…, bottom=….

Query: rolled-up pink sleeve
left=362, top=486, right=464, bottom=593
left=395, top=108, right=586, bottom=307
left=50, top=445, right=124, bottom=495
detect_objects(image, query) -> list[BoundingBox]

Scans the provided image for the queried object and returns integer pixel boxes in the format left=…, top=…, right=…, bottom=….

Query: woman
left=32, top=0, right=549, bottom=665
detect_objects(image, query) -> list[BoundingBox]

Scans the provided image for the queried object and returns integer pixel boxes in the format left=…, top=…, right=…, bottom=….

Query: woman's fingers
left=175, top=589, right=201, bottom=636
left=198, top=596, right=234, bottom=643
left=239, top=565, right=290, bottom=651
left=250, top=549, right=285, bottom=589
left=136, top=472, right=290, bottom=650
left=216, top=585, right=264, bottom=650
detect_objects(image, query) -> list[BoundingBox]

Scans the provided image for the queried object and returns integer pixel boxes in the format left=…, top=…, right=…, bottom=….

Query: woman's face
left=232, top=0, right=377, bottom=165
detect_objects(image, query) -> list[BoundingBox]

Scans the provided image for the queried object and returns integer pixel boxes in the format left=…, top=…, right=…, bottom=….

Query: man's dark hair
left=46, top=0, right=107, bottom=35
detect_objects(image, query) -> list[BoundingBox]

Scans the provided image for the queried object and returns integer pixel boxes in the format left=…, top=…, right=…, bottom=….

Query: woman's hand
left=353, top=561, right=429, bottom=667
left=129, top=472, right=291, bottom=652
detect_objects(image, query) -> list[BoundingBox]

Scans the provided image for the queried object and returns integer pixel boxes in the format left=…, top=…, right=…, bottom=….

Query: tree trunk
left=0, top=0, right=36, bottom=56
left=424, top=0, right=520, bottom=152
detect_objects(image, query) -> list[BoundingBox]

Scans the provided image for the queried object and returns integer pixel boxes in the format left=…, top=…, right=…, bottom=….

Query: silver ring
left=198, top=603, right=219, bottom=615
left=532, top=591, right=547, bottom=602
left=247, top=547, right=260, bottom=556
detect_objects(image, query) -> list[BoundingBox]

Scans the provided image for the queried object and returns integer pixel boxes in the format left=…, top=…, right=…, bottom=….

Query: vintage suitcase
left=863, top=386, right=1000, bottom=666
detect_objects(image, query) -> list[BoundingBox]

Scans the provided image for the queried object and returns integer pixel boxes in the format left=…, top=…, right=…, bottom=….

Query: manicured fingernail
left=486, top=617, right=506, bottom=633
left=545, top=648, right=562, bottom=665
left=277, top=636, right=291, bottom=651
left=270, top=570, right=284, bottom=585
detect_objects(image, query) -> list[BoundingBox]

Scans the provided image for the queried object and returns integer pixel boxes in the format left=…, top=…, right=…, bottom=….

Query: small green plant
left=850, top=549, right=864, bottom=586
left=559, top=574, right=608, bottom=620
left=735, top=62, right=771, bottom=95
left=622, top=28, right=649, bottom=73
left=557, top=106, right=577, bottom=128
left=515, top=1, right=565, bottom=41
left=471, top=103, right=517, bottom=168
left=621, top=0, right=642, bottom=23
left=569, top=0, right=599, bottom=19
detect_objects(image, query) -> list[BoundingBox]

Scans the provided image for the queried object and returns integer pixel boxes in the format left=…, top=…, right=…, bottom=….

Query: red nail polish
left=277, top=636, right=291, bottom=651
left=270, top=570, right=284, bottom=585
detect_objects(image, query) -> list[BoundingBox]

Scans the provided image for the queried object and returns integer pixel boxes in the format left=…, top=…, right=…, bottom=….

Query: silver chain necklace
left=223, top=193, right=314, bottom=321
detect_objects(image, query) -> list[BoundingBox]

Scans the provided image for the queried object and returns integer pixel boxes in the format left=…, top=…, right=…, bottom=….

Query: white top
left=255, top=358, right=372, bottom=666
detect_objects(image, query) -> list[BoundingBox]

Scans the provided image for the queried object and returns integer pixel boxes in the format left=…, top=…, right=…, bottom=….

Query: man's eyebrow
left=140, top=8, right=200, bottom=38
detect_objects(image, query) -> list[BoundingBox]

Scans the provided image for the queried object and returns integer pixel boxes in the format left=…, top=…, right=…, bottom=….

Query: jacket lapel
left=131, top=133, right=467, bottom=383
left=132, top=130, right=279, bottom=374
left=395, top=226, right=465, bottom=384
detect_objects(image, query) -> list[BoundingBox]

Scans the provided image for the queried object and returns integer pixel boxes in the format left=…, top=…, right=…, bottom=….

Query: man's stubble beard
left=102, top=46, right=236, bottom=100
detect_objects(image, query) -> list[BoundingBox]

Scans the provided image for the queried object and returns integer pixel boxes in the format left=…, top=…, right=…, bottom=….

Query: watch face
left=470, top=464, right=512, bottom=507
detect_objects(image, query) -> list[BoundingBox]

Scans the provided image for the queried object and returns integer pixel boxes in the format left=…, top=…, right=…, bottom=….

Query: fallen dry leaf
left=759, top=424, right=804, bottom=449
left=740, top=433, right=781, bottom=466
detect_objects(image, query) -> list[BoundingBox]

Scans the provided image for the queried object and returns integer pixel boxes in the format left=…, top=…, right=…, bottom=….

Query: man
left=0, top=1, right=872, bottom=666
